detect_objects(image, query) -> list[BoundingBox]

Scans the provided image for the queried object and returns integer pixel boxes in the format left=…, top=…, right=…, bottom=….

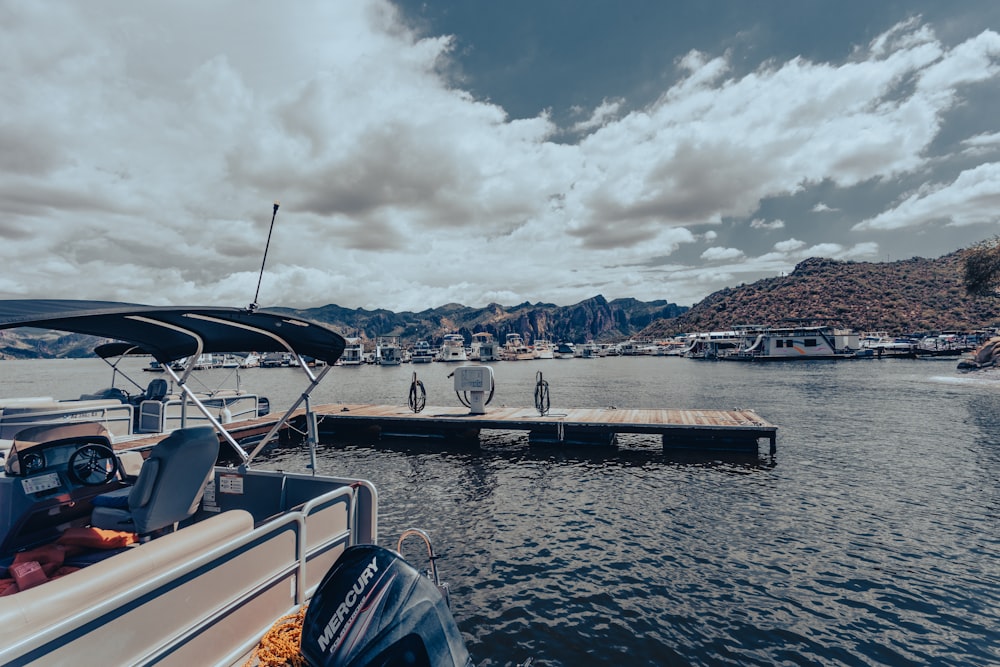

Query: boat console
left=0, top=423, right=126, bottom=558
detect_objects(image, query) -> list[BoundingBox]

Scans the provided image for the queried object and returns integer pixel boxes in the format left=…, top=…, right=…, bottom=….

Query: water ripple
left=16, top=356, right=998, bottom=666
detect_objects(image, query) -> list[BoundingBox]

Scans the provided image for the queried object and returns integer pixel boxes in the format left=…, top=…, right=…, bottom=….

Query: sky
left=1, top=1, right=998, bottom=312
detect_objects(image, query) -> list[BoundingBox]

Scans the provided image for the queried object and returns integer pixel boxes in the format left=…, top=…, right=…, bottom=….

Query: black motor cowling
left=301, top=544, right=473, bottom=667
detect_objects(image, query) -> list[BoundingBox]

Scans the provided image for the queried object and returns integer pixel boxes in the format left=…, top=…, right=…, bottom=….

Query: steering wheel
left=68, top=443, right=119, bottom=486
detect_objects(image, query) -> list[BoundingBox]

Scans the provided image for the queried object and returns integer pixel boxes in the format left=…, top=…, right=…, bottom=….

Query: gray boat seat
left=91, top=426, right=219, bottom=536
left=142, top=378, right=169, bottom=402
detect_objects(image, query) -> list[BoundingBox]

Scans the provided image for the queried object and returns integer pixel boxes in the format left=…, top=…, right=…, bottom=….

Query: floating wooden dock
left=309, top=403, right=778, bottom=454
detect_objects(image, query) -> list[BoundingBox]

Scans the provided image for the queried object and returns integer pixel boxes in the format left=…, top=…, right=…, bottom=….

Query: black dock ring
left=408, top=371, right=427, bottom=413
left=534, top=370, right=550, bottom=416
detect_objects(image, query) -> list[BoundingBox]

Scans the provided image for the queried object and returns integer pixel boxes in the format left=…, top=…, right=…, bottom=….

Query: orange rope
left=244, top=606, right=308, bottom=667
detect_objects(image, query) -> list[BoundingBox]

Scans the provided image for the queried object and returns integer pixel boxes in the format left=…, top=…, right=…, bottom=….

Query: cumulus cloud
left=701, top=246, right=745, bottom=261
left=811, top=202, right=837, bottom=212
left=962, top=131, right=1000, bottom=155
left=774, top=238, right=806, bottom=252
left=562, top=23, right=1000, bottom=243
left=853, top=162, right=1000, bottom=230
left=0, top=4, right=995, bottom=311
left=572, top=98, right=625, bottom=133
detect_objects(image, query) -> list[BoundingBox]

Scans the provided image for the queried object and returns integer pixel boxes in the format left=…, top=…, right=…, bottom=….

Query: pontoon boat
left=0, top=341, right=268, bottom=444
left=0, top=300, right=473, bottom=666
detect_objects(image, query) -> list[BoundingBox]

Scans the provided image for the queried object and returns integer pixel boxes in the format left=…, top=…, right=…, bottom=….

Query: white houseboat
left=410, top=340, right=435, bottom=363
left=723, top=326, right=860, bottom=361
left=339, top=337, right=365, bottom=365
left=438, top=334, right=468, bottom=362
left=470, top=332, right=501, bottom=362
left=376, top=337, right=403, bottom=365
left=502, top=334, right=533, bottom=361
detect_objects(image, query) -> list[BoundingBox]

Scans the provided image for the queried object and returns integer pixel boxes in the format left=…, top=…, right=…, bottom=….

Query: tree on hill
left=964, top=236, right=1000, bottom=297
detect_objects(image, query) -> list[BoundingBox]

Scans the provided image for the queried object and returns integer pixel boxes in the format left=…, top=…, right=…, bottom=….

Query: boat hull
left=0, top=471, right=376, bottom=666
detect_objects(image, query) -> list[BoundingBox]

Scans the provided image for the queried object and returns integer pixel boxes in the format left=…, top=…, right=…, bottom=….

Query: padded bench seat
left=0, top=509, right=253, bottom=639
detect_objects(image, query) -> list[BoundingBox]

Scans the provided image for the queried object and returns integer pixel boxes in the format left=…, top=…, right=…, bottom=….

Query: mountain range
left=2, top=247, right=998, bottom=359
left=0, top=296, right=686, bottom=359
left=275, top=295, right=685, bottom=347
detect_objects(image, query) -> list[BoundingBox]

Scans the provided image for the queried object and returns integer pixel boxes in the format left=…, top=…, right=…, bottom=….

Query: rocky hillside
left=641, top=250, right=1000, bottom=337
left=280, top=294, right=686, bottom=347
left=0, top=330, right=103, bottom=360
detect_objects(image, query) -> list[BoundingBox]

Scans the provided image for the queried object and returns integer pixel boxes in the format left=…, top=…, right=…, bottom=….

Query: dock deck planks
left=313, top=403, right=777, bottom=452
left=315, top=403, right=769, bottom=428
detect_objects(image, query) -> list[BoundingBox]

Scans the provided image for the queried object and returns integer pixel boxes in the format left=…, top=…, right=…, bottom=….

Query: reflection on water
left=4, top=356, right=999, bottom=666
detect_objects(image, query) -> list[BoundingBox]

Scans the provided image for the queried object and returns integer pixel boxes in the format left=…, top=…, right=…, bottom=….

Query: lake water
left=3, top=355, right=998, bottom=666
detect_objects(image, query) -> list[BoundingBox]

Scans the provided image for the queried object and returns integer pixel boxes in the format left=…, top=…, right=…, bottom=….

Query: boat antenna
left=248, top=200, right=280, bottom=312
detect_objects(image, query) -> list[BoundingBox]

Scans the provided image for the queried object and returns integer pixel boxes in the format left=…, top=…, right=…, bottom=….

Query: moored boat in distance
left=438, top=333, right=468, bottom=362
left=410, top=340, right=435, bottom=363
left=916, top=333, right=977, bottom=357
left=470, top=332, right=501, bottom=362
left=859, top=332, right=919, bottom=358
left=554, top=341, right=576, bottom=358
left=261, top=351, right=291, bottom=368
left=240, top=352, right=261, bottom=368
left=376, top=337, right=403, bottom=365
left=219, top=354, right=241, bottom=368
left=655, top=338, right=687, bottom=356
left=532, top=339, right=554, bottom=359
left=339, top=337, right=365, bottom=365
left=619, top=338, right=657, bottom=356
left=502, top=333, right=533, bottom=361
left=682, top=330, right=744, bottom=359
left=721, top=325, right=860, bottom=361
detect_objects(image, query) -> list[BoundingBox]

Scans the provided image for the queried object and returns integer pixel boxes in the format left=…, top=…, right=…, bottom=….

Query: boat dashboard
left=1, top=424, right=127, bottom=558
left=5, top=435, right=119, bottom=487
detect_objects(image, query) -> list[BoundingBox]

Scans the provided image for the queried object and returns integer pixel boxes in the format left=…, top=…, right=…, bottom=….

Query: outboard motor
left=301, top=543, right=473, bottom=667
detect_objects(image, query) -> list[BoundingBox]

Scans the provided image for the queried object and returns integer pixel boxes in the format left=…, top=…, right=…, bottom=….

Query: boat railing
left=136, top=394, right=259, bottom=434
left=259, top=483, right=362, bottom=606
left=0, top=400, right=134, bottom=441
left=0, top=478, right=374, bottom=666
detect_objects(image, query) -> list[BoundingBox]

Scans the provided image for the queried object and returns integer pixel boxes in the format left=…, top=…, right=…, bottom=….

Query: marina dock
left=309, top=403, right=777, bottom=454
